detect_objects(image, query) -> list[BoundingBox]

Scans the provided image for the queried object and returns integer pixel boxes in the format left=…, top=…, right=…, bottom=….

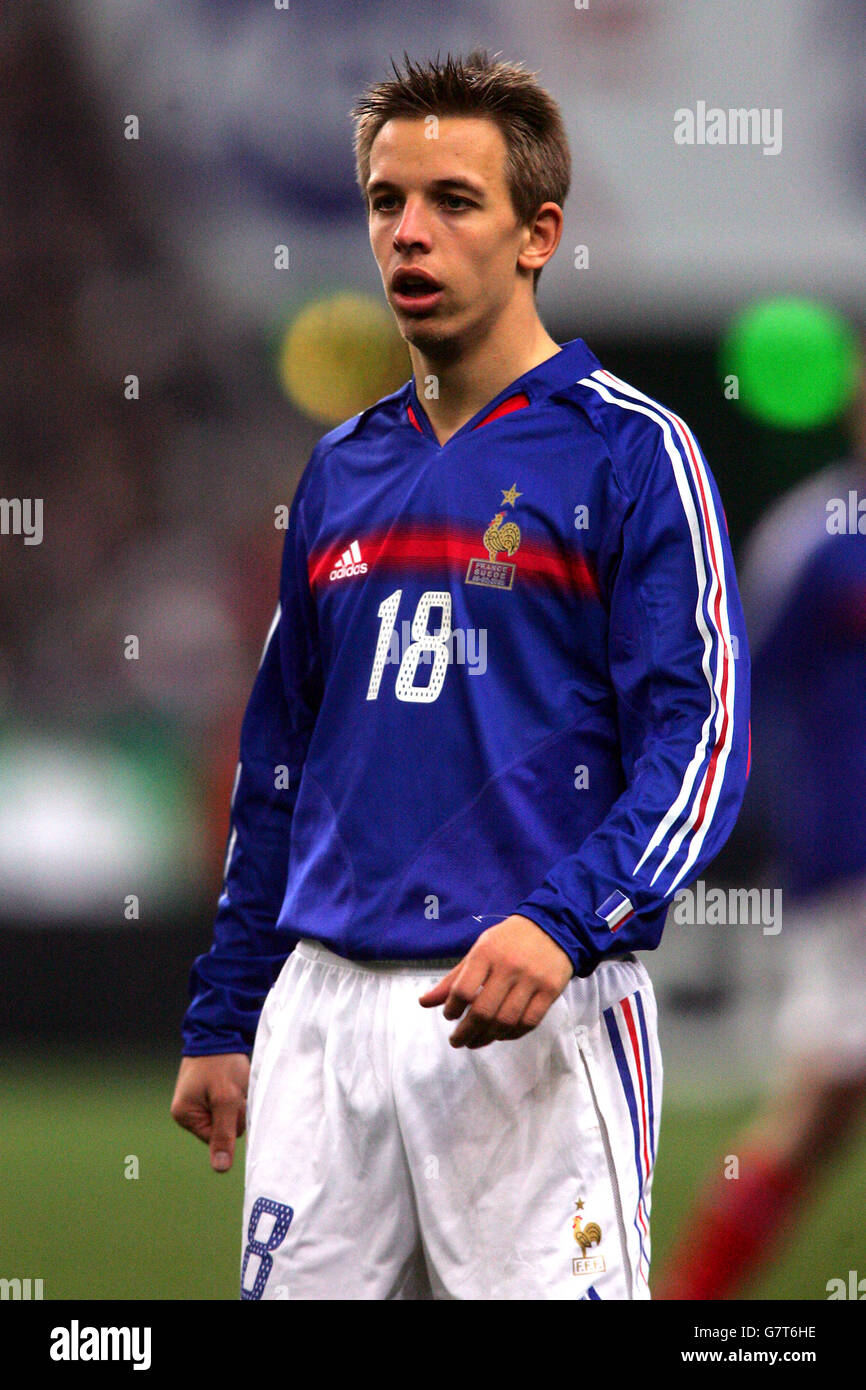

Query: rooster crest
left=483, top=511, right=521, bottom=562
left=573, top=1210, right=602, bottom=1253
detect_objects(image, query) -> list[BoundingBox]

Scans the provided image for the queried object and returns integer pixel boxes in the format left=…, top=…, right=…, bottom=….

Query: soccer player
left=655, top=358, right=866, bottom=1301
left=171, top=49, right=751, bottom=1300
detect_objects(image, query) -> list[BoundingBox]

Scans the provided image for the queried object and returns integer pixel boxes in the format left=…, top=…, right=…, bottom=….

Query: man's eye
left=371, top=194, right=472, bottom=212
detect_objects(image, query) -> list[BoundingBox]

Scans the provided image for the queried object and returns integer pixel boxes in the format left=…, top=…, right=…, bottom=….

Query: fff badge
left=466, top=482, right=522, bottom=590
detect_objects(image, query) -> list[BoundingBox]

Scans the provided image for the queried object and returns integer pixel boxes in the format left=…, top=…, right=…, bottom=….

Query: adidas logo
left=329, top=539, right=368, bottom=581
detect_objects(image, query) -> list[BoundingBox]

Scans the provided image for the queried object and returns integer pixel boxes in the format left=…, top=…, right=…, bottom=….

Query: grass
left=1, top=1050, right=243, bottom=1300
left=2, top=1049, right=864, bottom=1300
left=652, top=1094, right=866, bottom=1301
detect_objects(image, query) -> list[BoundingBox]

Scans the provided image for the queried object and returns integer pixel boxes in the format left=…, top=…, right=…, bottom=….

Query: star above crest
left=501, top=483, right=522, bottom=508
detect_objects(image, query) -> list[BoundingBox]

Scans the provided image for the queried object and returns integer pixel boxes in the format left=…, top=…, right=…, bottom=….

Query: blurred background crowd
left=2, top=0, right=865, bottom=1300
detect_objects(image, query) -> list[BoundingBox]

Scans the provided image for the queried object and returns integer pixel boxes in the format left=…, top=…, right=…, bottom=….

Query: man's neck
left=408, top=314, right=561, bottom=446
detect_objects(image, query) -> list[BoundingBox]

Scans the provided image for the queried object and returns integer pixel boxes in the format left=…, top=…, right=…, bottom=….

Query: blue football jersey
left=182, top=337, right=751, bottom=1054
left=738, top=458, right=866, bottom=903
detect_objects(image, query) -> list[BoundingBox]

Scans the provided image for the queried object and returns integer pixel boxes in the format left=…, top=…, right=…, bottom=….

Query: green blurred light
left=720, top=296, right=861, bottom=430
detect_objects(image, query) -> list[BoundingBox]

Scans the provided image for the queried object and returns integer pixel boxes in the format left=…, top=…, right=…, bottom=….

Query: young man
left=171, top=50, right=751, bottom=1300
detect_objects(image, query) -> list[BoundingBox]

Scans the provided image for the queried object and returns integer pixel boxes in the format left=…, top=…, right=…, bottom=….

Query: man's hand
left=170, top=1053, right=250, bottom=1172
left=418, top=914, right=574, bottom=1049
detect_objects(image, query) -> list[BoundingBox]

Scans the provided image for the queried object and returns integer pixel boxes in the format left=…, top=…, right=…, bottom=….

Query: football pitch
left=2, top=1049, right=864, bottom=1301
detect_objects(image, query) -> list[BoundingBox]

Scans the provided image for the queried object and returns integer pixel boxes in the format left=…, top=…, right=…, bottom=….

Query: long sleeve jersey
left=182, top=337, right=751, bottom=1055
left=737, top=458, right=866, bottom=904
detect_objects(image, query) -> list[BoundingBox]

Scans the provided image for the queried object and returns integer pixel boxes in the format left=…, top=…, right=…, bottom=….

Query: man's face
left=366, top=115, right=531, bottom=355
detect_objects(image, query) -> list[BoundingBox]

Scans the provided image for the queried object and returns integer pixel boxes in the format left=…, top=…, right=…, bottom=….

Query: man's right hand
left=170, top=1053, right=250, bottom=1173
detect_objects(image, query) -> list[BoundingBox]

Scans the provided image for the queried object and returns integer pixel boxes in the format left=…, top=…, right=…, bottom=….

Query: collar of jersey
left=404, top=336, right=600, bottom=445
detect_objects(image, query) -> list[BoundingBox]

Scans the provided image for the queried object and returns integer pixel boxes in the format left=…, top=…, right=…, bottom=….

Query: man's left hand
left=418, top=914, right=574, bottom=1048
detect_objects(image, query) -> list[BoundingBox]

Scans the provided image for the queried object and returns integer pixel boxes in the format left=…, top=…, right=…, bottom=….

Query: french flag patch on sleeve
left=595, top=891, right=635, bottom=932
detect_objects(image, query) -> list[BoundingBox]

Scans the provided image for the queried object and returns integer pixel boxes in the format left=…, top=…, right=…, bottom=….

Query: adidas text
left=330, top=561, right=368, bottom=580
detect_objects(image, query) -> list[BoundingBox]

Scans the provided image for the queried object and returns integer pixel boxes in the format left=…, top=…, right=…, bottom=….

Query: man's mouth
left=391, top=269, right=444, bottom=312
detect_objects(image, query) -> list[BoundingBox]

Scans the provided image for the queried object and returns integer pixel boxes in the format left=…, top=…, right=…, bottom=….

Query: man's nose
left=393, top=197, right=432, bottom=249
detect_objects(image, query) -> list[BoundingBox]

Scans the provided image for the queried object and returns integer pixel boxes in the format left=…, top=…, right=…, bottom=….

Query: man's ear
left=517, top=201, right=564, bottom=280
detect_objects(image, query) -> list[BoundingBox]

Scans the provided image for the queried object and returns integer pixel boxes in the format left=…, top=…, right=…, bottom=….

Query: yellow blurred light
left=277, top=292, right=410, bottom=425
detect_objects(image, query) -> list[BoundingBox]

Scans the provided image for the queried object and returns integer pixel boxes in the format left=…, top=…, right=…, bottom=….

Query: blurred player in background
left=171, top=49, right=751, bottom=1300
left=656, top=336, right=866, bottom=1302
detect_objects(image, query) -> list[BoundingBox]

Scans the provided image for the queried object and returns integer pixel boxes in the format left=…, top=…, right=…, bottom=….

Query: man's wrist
left=512, top=902, right=594, bottom=977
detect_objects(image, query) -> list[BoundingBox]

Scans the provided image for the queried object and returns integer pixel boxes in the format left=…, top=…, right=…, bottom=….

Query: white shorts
left=241, top=938, right=662, bottom=1301
left=775, top=874, right=866, bottom=1078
